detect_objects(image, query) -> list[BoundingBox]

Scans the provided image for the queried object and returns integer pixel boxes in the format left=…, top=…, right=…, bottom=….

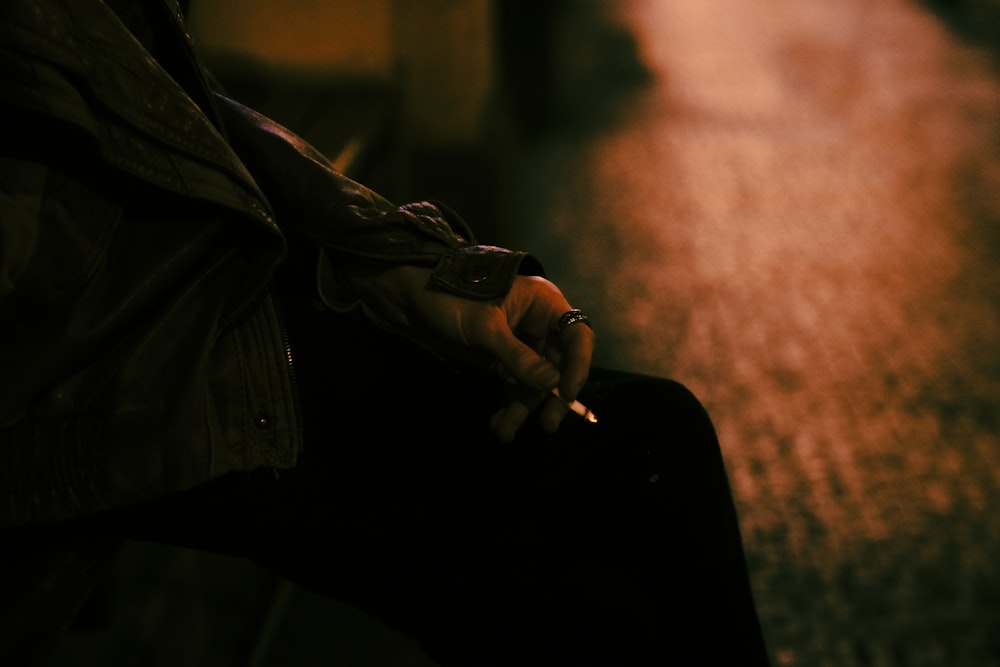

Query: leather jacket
left=0, top=0, right=541, bottom=526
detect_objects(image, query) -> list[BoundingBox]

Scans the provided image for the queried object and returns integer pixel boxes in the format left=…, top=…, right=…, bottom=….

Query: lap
left=93, top=302, right=769, bottom=665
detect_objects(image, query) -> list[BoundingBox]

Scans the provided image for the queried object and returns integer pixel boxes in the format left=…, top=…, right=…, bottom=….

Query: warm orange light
left=552, top=388, right=598, bottom=424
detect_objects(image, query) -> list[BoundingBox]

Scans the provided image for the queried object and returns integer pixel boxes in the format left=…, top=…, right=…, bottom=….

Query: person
left=0, top=0, right=772, bottom=664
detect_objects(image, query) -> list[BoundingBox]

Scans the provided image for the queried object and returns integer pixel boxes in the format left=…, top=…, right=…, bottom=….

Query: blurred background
left=46, top=0, right=1000, bottom=665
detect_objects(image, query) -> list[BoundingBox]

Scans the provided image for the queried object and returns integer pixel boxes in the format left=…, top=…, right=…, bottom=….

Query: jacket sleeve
left=212, top=94, right=544, bottom=309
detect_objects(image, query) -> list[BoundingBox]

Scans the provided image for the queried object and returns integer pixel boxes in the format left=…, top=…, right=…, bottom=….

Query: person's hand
left=364, top=265, right=595, bottom=442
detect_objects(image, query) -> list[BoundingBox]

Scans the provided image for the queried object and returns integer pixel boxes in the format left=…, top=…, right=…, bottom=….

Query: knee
left=592, top=373, right=716, bottom=436
left=586, top=372, right=724, bottom=471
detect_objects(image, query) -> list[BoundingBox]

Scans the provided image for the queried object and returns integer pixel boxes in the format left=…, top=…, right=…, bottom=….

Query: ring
left=556, top=308, right=592, bottom=333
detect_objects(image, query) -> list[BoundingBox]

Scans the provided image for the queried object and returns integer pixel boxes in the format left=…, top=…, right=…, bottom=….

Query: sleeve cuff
left=429, top=245, right=545, bottom=300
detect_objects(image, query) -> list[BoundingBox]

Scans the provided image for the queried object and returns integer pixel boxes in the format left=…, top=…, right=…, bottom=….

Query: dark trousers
left=102, top=285, right=773, bottom=666
left=4, top=274, right=768, bottom=665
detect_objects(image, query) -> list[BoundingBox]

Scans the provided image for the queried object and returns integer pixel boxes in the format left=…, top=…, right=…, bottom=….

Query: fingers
left=486, top=307, right=597, bottom=441
left=484, top=318, right=561, bottom=392
left=489, top=403, right=529, bottom=443
left=481, top=291, right=595, bottom=394
left=536, top=327, right=593, bottom=434
left=463, top=276, right=595, bottom=441
left=489, top=384, right=548, bottom=443
left=553, top=317, right=595, bottom=401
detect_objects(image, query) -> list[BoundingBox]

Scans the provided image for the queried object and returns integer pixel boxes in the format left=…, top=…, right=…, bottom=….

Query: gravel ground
left=515, top=1, right=1000, bottom=665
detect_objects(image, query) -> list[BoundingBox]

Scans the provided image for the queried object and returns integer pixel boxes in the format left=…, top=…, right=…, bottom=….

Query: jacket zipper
left=271, top=288, right=305, bottom=442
